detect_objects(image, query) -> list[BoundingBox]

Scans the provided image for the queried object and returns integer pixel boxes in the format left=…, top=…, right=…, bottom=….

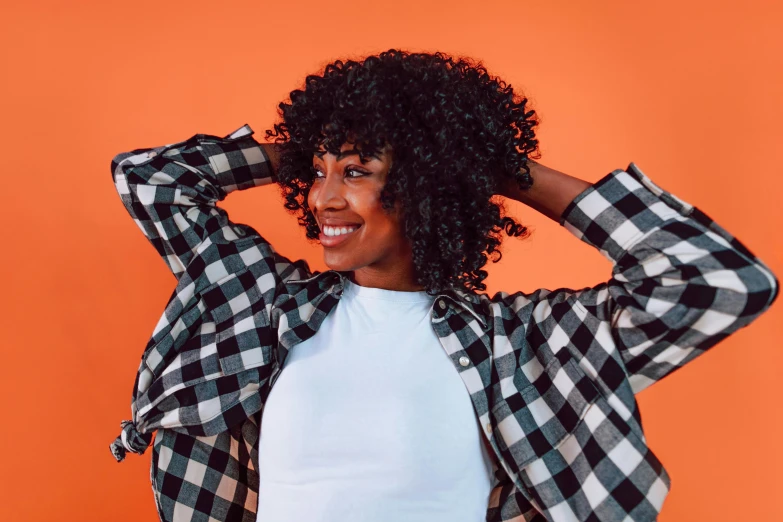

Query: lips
left=319, top=220, right=362, bottom=227
left=319, top=224, right=361, bottom=247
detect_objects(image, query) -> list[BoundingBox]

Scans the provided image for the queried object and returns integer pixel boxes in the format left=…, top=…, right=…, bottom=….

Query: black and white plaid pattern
left=109, top=124, right=778, bottom=521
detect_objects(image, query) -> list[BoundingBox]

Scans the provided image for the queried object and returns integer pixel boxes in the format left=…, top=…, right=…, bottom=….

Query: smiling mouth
left=319, top=224, right=362, bottom=246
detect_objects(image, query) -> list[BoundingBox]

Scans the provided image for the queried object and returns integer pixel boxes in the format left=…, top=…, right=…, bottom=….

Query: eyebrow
left=313, top=149, right=380, bottom=160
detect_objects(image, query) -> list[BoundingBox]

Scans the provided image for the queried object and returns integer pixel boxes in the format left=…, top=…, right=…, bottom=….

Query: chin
left=322, top=256, right=360, bottom=273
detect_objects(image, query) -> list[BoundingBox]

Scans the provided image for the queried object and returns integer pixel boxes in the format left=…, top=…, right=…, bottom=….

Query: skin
left=308, top=140, right=426, bottom=292
left=500, top=159, right=592, bottom=223
left=262, top=143, right=593, bottom=293
left=263, top=141, right=593, bottom=463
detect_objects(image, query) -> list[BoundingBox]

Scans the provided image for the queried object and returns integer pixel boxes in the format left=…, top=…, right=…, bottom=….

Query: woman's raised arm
left=110, top=123, right=277, bottom=282
left=501, top=161, right=778, bottom=395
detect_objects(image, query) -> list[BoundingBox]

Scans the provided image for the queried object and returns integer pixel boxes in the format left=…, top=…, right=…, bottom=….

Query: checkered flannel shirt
left=108, top=124, right=778, bottom=522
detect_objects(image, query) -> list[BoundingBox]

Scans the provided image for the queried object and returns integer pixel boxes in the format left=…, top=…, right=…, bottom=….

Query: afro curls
left=264, top=48, right=541, bottom=295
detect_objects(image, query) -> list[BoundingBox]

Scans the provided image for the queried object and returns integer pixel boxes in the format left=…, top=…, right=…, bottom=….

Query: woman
left=109, top=49, right=778, bottom=522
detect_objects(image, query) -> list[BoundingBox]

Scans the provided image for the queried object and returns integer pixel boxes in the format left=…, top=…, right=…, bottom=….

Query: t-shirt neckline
left=342, top=278, right=436, bottom=303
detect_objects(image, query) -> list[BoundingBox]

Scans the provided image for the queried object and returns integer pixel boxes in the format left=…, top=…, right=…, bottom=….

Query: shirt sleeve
left=552, top=162, right=779, bottom=394
left=110, top=123, right=309, bottom=284
left=108, top=124, right=314, bottom=464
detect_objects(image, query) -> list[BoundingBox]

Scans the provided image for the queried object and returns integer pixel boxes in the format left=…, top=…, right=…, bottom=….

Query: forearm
left=503, top=160, right=593, bottom=224
left=260, top=143, right=282, bottom=176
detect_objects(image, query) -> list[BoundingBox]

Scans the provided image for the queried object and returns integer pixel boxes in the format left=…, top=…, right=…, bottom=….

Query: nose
left=312, top=165, right=349, bottom=214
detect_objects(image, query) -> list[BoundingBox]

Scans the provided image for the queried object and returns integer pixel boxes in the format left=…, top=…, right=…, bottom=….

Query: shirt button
left=486, top=423, right=493, bottom=434
left=438, top=300, right=446, bottom=310
left=459, top=356, right=470, bottom=367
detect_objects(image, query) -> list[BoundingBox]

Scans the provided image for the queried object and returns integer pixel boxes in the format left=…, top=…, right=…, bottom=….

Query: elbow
left=110, top=151, right=135, bottom=182
left=700, top=261, right=779, bottom=321
left=651, top=264, right=778, bottom=340
left=728, top=261, right=780, bottom=324
left=742, top=262, right=779, bottom=318
left=110, top=153, right=122, bottom=176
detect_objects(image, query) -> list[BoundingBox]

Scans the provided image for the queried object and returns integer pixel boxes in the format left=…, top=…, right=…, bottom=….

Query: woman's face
left=308, top=140, right=423, bottom=291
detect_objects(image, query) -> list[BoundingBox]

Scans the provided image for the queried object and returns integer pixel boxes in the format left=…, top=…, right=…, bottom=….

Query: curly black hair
left=264, top=48, right=542, bottom=296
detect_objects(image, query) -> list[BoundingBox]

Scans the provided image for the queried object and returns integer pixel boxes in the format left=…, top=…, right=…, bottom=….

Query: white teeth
left=324, top=225, right=359, bottom=237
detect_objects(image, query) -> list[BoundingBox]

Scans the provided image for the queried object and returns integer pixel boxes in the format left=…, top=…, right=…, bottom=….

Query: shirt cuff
left=200, top=124, right=277, bottom=194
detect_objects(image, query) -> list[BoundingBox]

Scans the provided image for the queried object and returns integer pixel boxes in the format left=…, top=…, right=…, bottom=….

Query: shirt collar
left=288, top=270, right=489, bottom=329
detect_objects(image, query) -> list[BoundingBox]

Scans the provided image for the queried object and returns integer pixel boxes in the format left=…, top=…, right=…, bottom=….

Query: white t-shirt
left=256, top=278, right=494, bottom=522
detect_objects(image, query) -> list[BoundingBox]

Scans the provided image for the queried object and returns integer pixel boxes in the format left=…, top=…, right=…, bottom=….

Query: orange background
left=1, top=1, right=781, bottom=520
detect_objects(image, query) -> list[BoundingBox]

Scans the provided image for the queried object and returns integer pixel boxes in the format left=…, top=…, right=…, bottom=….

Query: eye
left=312, top=167, right=369, bottom=179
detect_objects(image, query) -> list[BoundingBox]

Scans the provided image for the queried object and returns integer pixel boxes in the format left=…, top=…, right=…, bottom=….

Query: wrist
left=504, top=160, right=593, bottom=224
left=500, top=159, right=537, bottom=200
left=260, top=142, right=282, bottom=175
